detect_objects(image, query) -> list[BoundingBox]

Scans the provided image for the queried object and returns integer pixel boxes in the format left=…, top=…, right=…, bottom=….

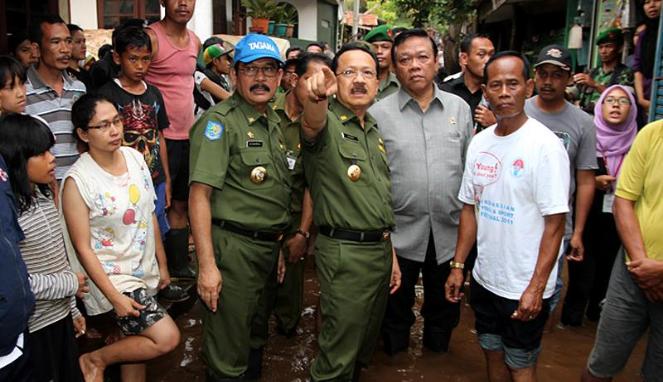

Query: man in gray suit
left=370, top=28, right=473, bottom=355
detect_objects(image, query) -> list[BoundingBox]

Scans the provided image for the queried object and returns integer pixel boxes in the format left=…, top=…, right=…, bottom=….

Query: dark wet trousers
left=382, top=233, right=461, bottom=354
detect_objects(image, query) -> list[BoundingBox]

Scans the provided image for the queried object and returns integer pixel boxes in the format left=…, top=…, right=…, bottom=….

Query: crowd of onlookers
left=0, top=0, right=661, bottom=381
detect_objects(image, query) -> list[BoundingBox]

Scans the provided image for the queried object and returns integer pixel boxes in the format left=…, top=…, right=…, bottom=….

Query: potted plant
left=283, top=6, right=297, bottom=38
left=241, top=0, right=277, bottom=34
left=273, top=4, right=289, bottom=37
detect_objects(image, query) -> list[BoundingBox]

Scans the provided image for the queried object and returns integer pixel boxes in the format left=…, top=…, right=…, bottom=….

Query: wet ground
left=139, top=260, right=645, bottom=382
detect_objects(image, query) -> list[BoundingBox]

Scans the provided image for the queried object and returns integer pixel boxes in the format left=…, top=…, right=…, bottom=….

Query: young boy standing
left=96, top=27, right=187, bottom=302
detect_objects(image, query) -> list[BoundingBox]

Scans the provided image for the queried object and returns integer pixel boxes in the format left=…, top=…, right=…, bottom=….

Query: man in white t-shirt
left=445, top=51, right=570, bottom=381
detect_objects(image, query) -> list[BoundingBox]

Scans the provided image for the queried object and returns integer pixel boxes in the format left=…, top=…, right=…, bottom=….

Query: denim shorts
left=470, top=281, right=549, bottom=369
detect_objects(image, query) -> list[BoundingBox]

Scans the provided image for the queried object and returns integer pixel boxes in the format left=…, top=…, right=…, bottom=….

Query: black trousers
left=0, top=331, right=32, bottom=382
left=382, top=233, right=461, bottom=353
left=562, top=205, right=621, bottom=325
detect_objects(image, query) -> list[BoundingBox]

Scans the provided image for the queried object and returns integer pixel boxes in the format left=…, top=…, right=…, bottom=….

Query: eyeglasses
left=603, top=97, right=631, bottom=106
left=88, top=116, right=123, bottom=131
left=238, top=65, right=279, bottom=77
left=336, top=69, right=377, bottom=80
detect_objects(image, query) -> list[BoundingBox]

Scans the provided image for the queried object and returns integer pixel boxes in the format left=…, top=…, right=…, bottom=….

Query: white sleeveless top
left=63, top=147, right=158, bottom=315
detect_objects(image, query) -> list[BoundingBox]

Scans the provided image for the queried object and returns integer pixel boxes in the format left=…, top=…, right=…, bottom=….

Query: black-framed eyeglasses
left=88, top=116, right=123, bottom=131
left=603, top=96, right=631, bottom=106
left=239, top=65, right=280, bottom=77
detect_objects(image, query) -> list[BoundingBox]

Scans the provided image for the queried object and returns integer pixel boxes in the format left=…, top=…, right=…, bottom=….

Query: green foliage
left=241, top=0, right=280, bottom=19
left=392, top=0, right=476, bottom=29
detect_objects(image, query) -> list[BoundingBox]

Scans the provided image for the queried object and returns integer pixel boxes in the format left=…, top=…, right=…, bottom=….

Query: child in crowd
left=95, top=26, right=188, bottom=302
left=0, top=114, right=88, bottom=382
left=193, top=36, right=233, bottom=117
left=0, top=56, right=27, bottom=115
left=63, top=94, right=180, bottom=382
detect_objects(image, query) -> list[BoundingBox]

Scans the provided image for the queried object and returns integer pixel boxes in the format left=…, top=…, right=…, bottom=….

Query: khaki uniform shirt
left=189, top=93, right=291, bottom=231
left=272, top=92, right=306, bottom=232
left=376, top=72, right=400, bottom=101
left=303, top=99, right=394, bottom=231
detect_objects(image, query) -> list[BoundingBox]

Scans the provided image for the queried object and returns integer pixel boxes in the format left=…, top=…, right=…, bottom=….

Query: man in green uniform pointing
left=301, top=41, right=402, bottom=381
left=188, top=34, right=290, bottom=381
left=265, top=53, right=332, bottom=337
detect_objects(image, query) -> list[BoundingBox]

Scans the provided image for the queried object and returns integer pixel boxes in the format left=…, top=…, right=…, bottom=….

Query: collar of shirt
left=379, top=72, right=400, bottom=91
left=235, top=92, right=281, bottom=128
left=397, top=84, right=446, bottom=112
left=27, top=65, right=79, bottom=92
left=330, top=98, right=377, bottom=133
left=271, top=91, right=300, bottom=123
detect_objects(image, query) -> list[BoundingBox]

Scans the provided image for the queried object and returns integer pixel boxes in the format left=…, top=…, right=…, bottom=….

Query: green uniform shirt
left=376, top=72, right=400, bottom=101
left=578, top=64, right=634, bottom=112
left=189, top=92, right=292, bottom=231
left=303, top=99, right=394, bottom=231
left=272, top=92, right=306, bottom=232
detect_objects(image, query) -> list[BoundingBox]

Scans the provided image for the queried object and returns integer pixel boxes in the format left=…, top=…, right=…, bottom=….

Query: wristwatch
left=449, top=260, right=465, bottom=270
left=295, top=229, right=310, bottom=240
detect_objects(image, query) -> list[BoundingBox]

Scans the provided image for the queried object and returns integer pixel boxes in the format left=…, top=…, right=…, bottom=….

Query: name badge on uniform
left=602, top=193, right=615, bottom=214
left=247, top=140, right=264, bottom=148
left=342, top=132, right=359, bottom=142
left=286, top=151, right=297, bottom=170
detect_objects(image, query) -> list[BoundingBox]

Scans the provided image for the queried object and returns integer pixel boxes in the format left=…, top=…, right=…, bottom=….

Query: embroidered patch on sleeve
left=204, top=121, right=224, bottom=141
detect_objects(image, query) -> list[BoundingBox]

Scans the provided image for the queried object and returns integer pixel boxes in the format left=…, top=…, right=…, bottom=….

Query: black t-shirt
left=96, top=80, right=170, bottom=185
left=440, top=74, right=483, bottom=114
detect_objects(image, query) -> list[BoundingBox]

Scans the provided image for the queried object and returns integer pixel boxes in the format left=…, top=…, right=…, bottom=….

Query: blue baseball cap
left=234, top=34, right=283, bottom=65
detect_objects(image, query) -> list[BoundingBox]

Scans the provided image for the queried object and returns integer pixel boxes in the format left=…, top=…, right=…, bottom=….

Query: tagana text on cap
left=534, top=44, right=572, bottom=72
left=234, top=34, right=283, bottom=64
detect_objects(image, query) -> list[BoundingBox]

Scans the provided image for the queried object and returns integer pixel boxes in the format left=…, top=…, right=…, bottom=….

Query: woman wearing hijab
left=561, top=84, right=638, bottom=326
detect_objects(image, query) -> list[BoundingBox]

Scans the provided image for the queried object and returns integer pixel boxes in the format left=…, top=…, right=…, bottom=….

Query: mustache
left=540, top=86, right=554, bottom=92
left=350, top=85, right=367, bottom=94
left=250, top=84, right=271, bottom=92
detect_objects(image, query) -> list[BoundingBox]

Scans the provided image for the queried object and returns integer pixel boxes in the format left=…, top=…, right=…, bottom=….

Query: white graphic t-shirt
left=63, top=146, right=158, bottom=315
left=458, top=118, right=570, bottom=299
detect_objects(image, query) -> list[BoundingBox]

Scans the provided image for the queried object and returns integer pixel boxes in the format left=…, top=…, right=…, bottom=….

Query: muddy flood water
left=98, top=259, right=645, bottom=381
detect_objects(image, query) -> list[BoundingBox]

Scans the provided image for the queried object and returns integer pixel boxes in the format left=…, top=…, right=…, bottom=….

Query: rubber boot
left=165, top=228, right=196, bottom=279
left=243, top=347, right=263, bottom=380
left=422, top=327, right=451, bottom=353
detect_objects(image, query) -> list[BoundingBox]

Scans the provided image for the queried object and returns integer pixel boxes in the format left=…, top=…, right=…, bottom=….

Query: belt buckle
left=381, top=231, right=390, bottom=241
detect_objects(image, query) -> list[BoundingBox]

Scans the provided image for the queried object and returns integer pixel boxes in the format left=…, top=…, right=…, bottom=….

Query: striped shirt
left=18, top=191, right=80, bottom=333
left=25, top=66, right=86, bottom=180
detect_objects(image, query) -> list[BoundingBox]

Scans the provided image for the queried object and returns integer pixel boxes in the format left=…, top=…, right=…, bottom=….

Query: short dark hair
left=391, top=28, right=438, bottom=66
left=29, top=15, right=67, bottom=46
left=0, top=114, right=55, bottom=213
left=460, top=33, right=492, bottom=54
left=67, top=24, right=83, bottom=34
left=285, top=46, right=303, bottom=58
left=0, top=55, right=27, bottom=88
left=295, top=52, right=332, bottom=76
left=98, top=44, right=113, bottom=58
left=71, top=93, right=114, bottom=152
left=482, top=50, right=531, bottom=84
left=8, top=30, right=31, bottom=55
left=306, top=42, right=324, bottom=51
left=202, top=36, right=224, bottom=50
left=332, top=41, right=380, bottom=76
left=114, top=26, right=152, bottom=54
left=111, top=18, right=147, bottom=45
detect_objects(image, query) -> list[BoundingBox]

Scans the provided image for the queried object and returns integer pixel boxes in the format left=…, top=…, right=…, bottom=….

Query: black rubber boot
left=164, top=228, right=196, bottom=279
left=243, top=347, right=263, bottom=380
left=382, top=331, right=409, bottom=356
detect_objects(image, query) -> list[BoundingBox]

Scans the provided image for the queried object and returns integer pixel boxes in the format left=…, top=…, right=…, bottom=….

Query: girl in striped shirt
left=0, top=113, right=89, bottom=381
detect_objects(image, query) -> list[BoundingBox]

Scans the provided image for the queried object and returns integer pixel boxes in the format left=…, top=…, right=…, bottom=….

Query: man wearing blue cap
left=188, top=33, right=290, bottom=381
